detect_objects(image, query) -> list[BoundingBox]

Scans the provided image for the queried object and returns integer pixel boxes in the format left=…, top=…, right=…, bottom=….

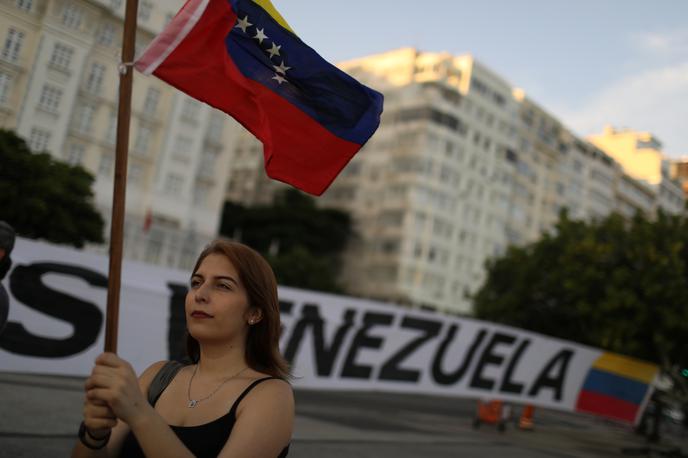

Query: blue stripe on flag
left=582, top=368, right=648, bottom=405
left=225, top=0, right=383, bottom=145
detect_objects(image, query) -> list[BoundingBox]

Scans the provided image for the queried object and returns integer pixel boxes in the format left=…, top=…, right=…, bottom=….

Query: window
left=99, top=153, right=114, bottom=176
left=573, top=159, right=583, bottom=173
left=142, top=87, right=160, bottom=115
left=1, top=28, right=25, bottom=63
left=106, top=110, right=117, bottom=144
left=164, top=173, right=184, bottom=195
left=16, top=0, right=33, bottom=12
left=144, top=232, right=163, bottom=264
left=207, top=113, right=224, bottom=142
left=0, top=72, right=12, bottom=104
left=49, top=43, right=74, bottom=71
left=193, top=183, right=210, bottom=206
left=198, top=150, right=216, bottom=177
left=28, top=127, right=51, bottom=152
left=134, top=125, right=152, bottom=153
left=62, top=4, right=83, bottom=29
left=75, top=103, right=96, bottom=133
left=38, top=85, right=63, bottom=113
left=96, top=22, right=115, bottom=47
left=138, top=1, right=152, bottom=21
left=65, top=143, right=85, bottom=165
left=129, top=163, right=143, bottom=185
left=85, top=63, right=106, bottom=93
left=395, top=106, right=467, bottom=135
left=173, top=136, right=192, bottom=161
left=181, top=98, right=200, bottom=121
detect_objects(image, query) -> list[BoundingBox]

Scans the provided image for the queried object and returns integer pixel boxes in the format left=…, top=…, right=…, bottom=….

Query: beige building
left=224, top=47, right=685, bottom=314
left=588, top=126, right=684, bottom=215
left=0, top=0, right=241, bottom=268
left=669, top=159, right=688, bottom=198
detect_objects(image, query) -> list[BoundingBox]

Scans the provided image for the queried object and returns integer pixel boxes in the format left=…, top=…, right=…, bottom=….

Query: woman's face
left=185, top=253, right=258, bottom=344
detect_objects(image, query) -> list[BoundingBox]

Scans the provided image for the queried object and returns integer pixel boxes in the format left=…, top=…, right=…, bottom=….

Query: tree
left=0, top=129, right=104, bottom=248
left=473, top=210, right=688, bottom=371
left=219, top=188, right=354, bottom=292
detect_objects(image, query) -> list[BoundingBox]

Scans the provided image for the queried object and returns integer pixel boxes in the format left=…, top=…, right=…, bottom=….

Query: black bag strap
left=147, top=360, right=186, bottom=406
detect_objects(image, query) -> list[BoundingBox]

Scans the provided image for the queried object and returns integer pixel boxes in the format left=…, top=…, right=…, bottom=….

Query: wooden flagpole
left=105, top=0, right=139, bottom=353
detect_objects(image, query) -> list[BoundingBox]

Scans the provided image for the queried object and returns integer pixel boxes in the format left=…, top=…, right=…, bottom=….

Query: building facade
left=0, top=0, right=241, bottom=268
left=588, top=126, right=685, bottom=216
left=223, top=48, right=685, bottom=315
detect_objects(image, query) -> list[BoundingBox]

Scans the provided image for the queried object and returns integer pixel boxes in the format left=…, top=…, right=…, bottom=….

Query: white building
left=0, top=0, right=241, bottom=268
left=224, top=48, right=685, bottom=315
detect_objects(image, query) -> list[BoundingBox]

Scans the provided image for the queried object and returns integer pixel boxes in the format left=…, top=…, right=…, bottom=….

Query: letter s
left=0, top=263, right=106, bottom=357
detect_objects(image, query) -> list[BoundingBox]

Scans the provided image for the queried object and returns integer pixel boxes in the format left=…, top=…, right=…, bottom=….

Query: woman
left=72, top=240, right=294, bottom=457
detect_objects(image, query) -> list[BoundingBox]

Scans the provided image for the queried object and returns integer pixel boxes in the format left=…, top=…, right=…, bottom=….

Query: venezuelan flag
left=575, top=353, right=658, bottom=423
left=135, top=0, right=383, bottom=196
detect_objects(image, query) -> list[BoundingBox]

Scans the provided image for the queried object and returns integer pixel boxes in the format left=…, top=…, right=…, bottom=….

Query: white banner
left=0, top=238, right=657, bottom=423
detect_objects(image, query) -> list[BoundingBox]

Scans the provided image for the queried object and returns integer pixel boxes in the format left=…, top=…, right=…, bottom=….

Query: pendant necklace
left=187, top=364, right=249, bottom=408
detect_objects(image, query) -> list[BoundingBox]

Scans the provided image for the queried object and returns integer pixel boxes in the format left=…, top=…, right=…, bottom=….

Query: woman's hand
left=85, top=352, right=151, bottom=426
left=82, top=396, right=116, bottom=438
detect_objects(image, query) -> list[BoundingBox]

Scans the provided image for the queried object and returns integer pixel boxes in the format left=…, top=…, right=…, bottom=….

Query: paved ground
left=0, top=371, right=686, bottom=457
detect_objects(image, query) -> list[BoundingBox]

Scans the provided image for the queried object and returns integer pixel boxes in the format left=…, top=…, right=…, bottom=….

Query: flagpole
left=105, top=0, right=139, bottom=354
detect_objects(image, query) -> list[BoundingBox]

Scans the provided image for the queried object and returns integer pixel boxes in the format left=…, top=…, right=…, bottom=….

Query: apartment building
left=223, top=47, right=686, bottom=314
left=0, top=0, right=240, bottom=268
left=588, top=126, right=685, bottom=216
left=669, top=159, right=688, bottom=198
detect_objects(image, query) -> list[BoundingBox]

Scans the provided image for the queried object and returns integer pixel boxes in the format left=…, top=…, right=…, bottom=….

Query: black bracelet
left=78, top=421, right=111, bottom=450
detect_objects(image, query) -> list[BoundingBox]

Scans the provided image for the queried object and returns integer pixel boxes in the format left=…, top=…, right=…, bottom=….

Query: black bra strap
left=228, top=377, right=281, bottom=417
left=147, top=361, right=185, bottom=406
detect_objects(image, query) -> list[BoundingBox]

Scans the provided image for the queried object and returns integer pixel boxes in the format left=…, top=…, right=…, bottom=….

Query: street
left=0, top=371, right=685, bottom=457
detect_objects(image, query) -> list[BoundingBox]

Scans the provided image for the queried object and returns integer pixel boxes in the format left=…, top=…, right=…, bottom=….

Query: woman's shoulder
left=239, top=373, right=293, bottom=408
left=233, top=374, right=294, bottom=426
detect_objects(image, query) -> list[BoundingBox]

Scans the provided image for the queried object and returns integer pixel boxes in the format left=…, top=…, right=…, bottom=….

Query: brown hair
left=186, top=239, right=290, bottom=379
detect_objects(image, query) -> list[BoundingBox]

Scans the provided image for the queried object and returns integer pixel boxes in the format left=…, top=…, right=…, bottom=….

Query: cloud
left=633, top=29, right=688, bottom=57
left=558, top=62, right=688, bottom=157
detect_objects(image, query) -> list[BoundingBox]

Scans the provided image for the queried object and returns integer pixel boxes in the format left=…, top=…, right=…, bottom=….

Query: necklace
left=187, top=364, right=249, bottom=408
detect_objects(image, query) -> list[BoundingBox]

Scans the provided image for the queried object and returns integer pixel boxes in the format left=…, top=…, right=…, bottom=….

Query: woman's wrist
left=78, top=421, right=111, bottom=450
left=127, top=402, right=155, bottom=432
left=86, top=426, right=110, bottom=441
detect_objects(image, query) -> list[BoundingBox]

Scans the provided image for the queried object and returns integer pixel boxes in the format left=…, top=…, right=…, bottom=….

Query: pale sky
left=273, top=0, right=688, bottom=157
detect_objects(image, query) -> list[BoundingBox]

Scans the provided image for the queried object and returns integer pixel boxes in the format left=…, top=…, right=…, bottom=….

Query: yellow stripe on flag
left=251, top=0, right=294, bottom=34
left=593, top=353, right=658, bottom=384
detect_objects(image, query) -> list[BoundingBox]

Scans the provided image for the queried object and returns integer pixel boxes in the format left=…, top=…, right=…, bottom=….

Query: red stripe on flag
left=151, top=0, right=362, bottom=195
left=576, top=389, right=639, bottom=423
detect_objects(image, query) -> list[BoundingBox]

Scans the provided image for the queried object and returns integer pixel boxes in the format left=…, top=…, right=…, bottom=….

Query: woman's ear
left=247, top=308, right=263, bottom=325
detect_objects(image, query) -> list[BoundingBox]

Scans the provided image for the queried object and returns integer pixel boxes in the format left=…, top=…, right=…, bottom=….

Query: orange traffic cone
left=519, top=404, right=535, bottom=430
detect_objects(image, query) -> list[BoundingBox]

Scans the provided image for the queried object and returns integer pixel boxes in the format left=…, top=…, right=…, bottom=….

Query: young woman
left=72, top=240, right=294, bottom=457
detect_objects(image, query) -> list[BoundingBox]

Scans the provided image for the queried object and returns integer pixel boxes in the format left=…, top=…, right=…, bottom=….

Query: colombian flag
left=575, top=353, right=658, bottom=424
left=135, top=0, right=383, bottom=195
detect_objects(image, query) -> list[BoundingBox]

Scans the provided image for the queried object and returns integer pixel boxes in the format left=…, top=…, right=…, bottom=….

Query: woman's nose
left=194, top=284, right=209, bottom=303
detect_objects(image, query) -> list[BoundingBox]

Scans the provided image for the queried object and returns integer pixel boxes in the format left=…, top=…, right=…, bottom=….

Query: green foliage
left=0, top=129, right=104, bottom=248
left=473, top=210, right=688, bottom=369
left=220, top=188, right=354, bottom=293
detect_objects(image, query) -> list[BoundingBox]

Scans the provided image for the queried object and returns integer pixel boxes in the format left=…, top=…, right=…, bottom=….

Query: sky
left=272, top=0, right=688, bottom=157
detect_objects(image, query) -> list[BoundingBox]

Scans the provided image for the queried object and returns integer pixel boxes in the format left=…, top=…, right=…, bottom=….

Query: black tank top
left=119, top=361, right=289, bottom=457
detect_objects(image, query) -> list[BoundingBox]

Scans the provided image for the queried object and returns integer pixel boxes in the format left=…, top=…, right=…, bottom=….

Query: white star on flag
left=274, top=61, right=291, bottom=74
left=267, top=43, right=281, bottom=58
left=254, top=28, right=268, bottom=44
left=235, top=15, right=252, bottom=33
left=272, top=74, right=287, bottom=85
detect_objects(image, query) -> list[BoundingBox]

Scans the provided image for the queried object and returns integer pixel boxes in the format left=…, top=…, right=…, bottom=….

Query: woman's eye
left=190, top=279, right=201, bottom=288
left=218, top=283, right=232, bottom=290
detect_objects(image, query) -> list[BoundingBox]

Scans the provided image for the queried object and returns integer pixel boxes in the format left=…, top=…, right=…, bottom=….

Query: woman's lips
left=190, top=311, right=213, bottom=318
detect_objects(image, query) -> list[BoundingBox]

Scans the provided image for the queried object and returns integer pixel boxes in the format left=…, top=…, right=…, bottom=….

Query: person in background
left=0, top=220, right=16, bottom=336
left=72, top=239, right=294, bottom=457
